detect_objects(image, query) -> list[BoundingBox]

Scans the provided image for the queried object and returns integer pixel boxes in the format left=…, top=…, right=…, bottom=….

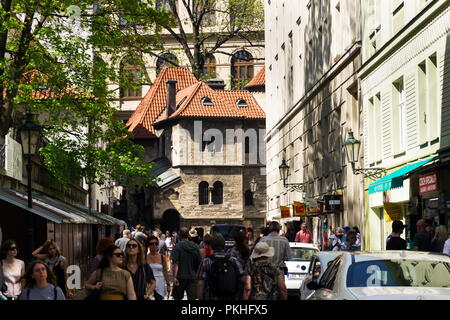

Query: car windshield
left=347, top=260, right=450, bottom=288
left=289, top=247, right=318, bottom=261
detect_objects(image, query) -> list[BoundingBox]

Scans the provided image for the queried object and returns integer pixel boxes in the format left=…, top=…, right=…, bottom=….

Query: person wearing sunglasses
left=0, top=240, right=25, bottom=300
left=123, top=239, right=156, bottom=300
left=18, top=260, right=65, bottom=300
left=147, top=236, right=170, bottom=300
left=85, top=245, right=136, bottom=300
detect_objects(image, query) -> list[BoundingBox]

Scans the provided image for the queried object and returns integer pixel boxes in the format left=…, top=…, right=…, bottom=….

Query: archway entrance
left=162, top=209, right=180, bottom=233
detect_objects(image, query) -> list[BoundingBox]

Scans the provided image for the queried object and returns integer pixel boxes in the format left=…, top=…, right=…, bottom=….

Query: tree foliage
left=0, top=0, right=162, bottom=188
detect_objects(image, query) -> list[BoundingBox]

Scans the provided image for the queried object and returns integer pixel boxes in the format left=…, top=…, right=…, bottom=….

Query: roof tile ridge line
left=130, top=68, right=169, bottom=127
left=173, top=82, right=204, bottom=118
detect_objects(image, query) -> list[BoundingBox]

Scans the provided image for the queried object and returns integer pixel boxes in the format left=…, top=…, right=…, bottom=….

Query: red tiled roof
left=244, top=66, right=265, bottom=89
left=126, top=67, right=198, bottom=138
left=154, top=82, right=265, bottom=126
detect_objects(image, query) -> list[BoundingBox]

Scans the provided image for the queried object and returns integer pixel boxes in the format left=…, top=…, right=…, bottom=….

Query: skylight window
left=201, top=97, right=214, bottom=106
left=236, top=99, right=248, bottom=107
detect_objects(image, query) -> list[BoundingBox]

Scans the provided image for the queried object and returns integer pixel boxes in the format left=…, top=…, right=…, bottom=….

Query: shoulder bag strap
left=27, top=288, right=30, bottom=300
left=54, top=286, right=57, bottom=300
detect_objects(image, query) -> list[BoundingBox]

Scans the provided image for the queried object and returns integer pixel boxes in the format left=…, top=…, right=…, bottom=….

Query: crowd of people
left=1, top=219, right=449, bottom=301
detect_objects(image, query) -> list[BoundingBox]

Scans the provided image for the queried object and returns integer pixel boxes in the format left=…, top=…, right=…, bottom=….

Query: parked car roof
left=289, top=242, right=319, bottom=250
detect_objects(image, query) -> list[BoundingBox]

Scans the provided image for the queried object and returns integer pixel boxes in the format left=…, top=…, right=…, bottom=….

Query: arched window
left=156, top=53, right=178, bottom=75
left=245, top=190, right=254, bottom=206
left=212, top=181, right=223, bottom=204
left=201, top=54, right=216, bottom=79
left=120, top=57, right=144, bottom=98
left=199, top=181, right=209, bottom=205
left=231, top=50, right=254, bottom=89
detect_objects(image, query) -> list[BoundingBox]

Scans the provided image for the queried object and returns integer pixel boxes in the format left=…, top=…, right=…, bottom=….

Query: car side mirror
left=306, top=281, right=319, bottom=290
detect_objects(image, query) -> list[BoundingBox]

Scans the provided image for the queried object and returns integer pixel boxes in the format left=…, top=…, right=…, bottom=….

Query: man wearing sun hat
left=259, top=221, right=291, bottom=275
left=243, top=242, right=287, bottom=300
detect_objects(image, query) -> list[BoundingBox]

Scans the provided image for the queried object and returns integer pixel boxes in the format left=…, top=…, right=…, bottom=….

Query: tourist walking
left=414, top=220, right=433, bottom=251
left=386, top=221, right=407, bottom=250
left=147, top=236, right=170, bottom=300
left=85, top=245, right=136, bottom=300
left=165, top=231, right=174, bottom=270
left=284, top=223, right=296, bottom=243
left=32, top=240, right=68, bottom=297
left=88, top=237, right=115, bottom=276
left=200, top=233, right=213, bottom=259
left=197, top=235, right=245, bottom=300
left=171, top=227, right=202, bottom=300
left=1, top=240, right=25, bottom=300
left=431, top=225, right=448, bottom=253
left=115, top=230, right=131, bottom=252
left=295, top=223, right=313, bottom=243
left=259, top=221, right=291, bottom=275
left=243, top=242, right=287, bottom=300
left=123, top=239, right=156, bottom=300
left=19, top=260, right=65, bottom=300
left=340, top=231, right=361, bottom=252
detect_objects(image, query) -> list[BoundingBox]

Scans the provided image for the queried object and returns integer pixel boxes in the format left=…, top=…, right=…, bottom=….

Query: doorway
left=162, top=209, right=180, bottom=233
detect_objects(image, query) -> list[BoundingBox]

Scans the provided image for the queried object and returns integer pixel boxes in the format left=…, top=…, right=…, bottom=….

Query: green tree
left=0, top=1, right=162, bottom=196
left=98, top=0, right=264, bottom=80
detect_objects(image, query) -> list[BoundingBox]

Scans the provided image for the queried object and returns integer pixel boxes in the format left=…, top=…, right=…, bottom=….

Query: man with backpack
left=196, top=234, right=245, bottom=300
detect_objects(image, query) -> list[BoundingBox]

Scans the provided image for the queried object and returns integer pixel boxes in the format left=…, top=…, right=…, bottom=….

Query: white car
left=305, top=251, right=450, bottom=300
left=285, top=242, right=319, bottom=298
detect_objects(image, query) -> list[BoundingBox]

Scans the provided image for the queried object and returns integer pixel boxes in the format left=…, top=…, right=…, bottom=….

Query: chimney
left=206, top=78, right=225, bottom=90
left=166, top=80, right=177, bottom=117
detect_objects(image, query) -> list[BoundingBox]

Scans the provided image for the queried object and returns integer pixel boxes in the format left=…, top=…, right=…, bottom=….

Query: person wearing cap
left=242, top=242, right=287, bottom=300
left=386, top=221, right=407, bottom=250
left=414, top=220, right=432, bottom=251
left=259, top=221, right=291, bottom=275
left=189, top=228, right=201, bottom=245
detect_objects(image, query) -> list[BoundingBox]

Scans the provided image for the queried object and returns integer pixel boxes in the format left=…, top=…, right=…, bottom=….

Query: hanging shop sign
left=293, top=201, right=306, bottom=216
left=324, top=195, right=343, bottom=212
left=280, top=206, right=291, bottom=218
left=384, top=203, right=404, bottom=222
left=307, top=200, right=323, bottom=215
left=419, top=172, right=437, bottom=194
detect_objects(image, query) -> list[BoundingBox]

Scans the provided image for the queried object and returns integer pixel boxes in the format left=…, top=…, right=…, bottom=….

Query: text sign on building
left=419, top=173, right=437, bottom=194
left=324, top=195, right=343, bottom=212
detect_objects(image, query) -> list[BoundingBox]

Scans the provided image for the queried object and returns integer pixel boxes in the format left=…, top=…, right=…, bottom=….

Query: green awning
left=368, top=157, right=435, bottom=194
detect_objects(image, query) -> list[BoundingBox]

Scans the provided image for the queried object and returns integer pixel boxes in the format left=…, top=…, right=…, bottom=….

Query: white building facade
left=360, top=0, right=450, bottom=250
left=264, top=0, right=363, bottom=246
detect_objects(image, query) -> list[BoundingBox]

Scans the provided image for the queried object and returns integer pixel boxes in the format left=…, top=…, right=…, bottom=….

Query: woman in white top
left=0, top=240, right=25, bottom=300
left=164, top=231, right=174, bottom=271
left=147, top=236, right=170, bottom=300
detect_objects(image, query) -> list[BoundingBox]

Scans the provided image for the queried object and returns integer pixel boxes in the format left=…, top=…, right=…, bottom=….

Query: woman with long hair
left=147, top=235, right=170, bottom=300
left=0, top=240, right=25, bottom=300
left=123, top=239, right=156, bottom=300
left=18, top=261, right=65, bottom=300
left=85, top=245, right=136, bottom=300
left=88, top=237, right=115, bottom=276
left=200, top=233, right=213, bottom=259
left=32, top=240, right=68, bottom=297
left=431, top=225, right=448, bottom=253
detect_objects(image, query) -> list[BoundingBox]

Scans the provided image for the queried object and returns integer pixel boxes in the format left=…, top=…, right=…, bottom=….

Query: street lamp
left=279, top=159, right=306, bottom=192
left=343, top=130, right=385, bottom=178
left=18, top=112, right=41, bottom=261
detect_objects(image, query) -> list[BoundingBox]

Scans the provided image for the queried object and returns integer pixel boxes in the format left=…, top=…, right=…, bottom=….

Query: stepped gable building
left=124, top=67, right=267, bottom=232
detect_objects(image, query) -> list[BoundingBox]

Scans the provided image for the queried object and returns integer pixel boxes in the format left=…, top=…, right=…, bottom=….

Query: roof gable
left=126, top=67, right=198, bottom=138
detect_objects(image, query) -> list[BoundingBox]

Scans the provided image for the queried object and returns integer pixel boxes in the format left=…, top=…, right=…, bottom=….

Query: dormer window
left=236, top=99, right=248, bottom=107
left=201, top=97, right=213, bottom=106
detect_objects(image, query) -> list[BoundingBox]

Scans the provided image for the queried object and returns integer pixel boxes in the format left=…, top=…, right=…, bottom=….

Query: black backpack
left=207, top=254, right=239, bottom=297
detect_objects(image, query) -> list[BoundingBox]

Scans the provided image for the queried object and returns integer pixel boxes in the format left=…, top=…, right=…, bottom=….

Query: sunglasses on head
left=112, top=252, right=124, bottom=257
left=126, top=243, right=138, bottom=249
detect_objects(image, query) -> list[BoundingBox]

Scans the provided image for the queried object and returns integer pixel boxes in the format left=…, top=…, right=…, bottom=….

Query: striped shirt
left=260, top=233, right=292, bottom=269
